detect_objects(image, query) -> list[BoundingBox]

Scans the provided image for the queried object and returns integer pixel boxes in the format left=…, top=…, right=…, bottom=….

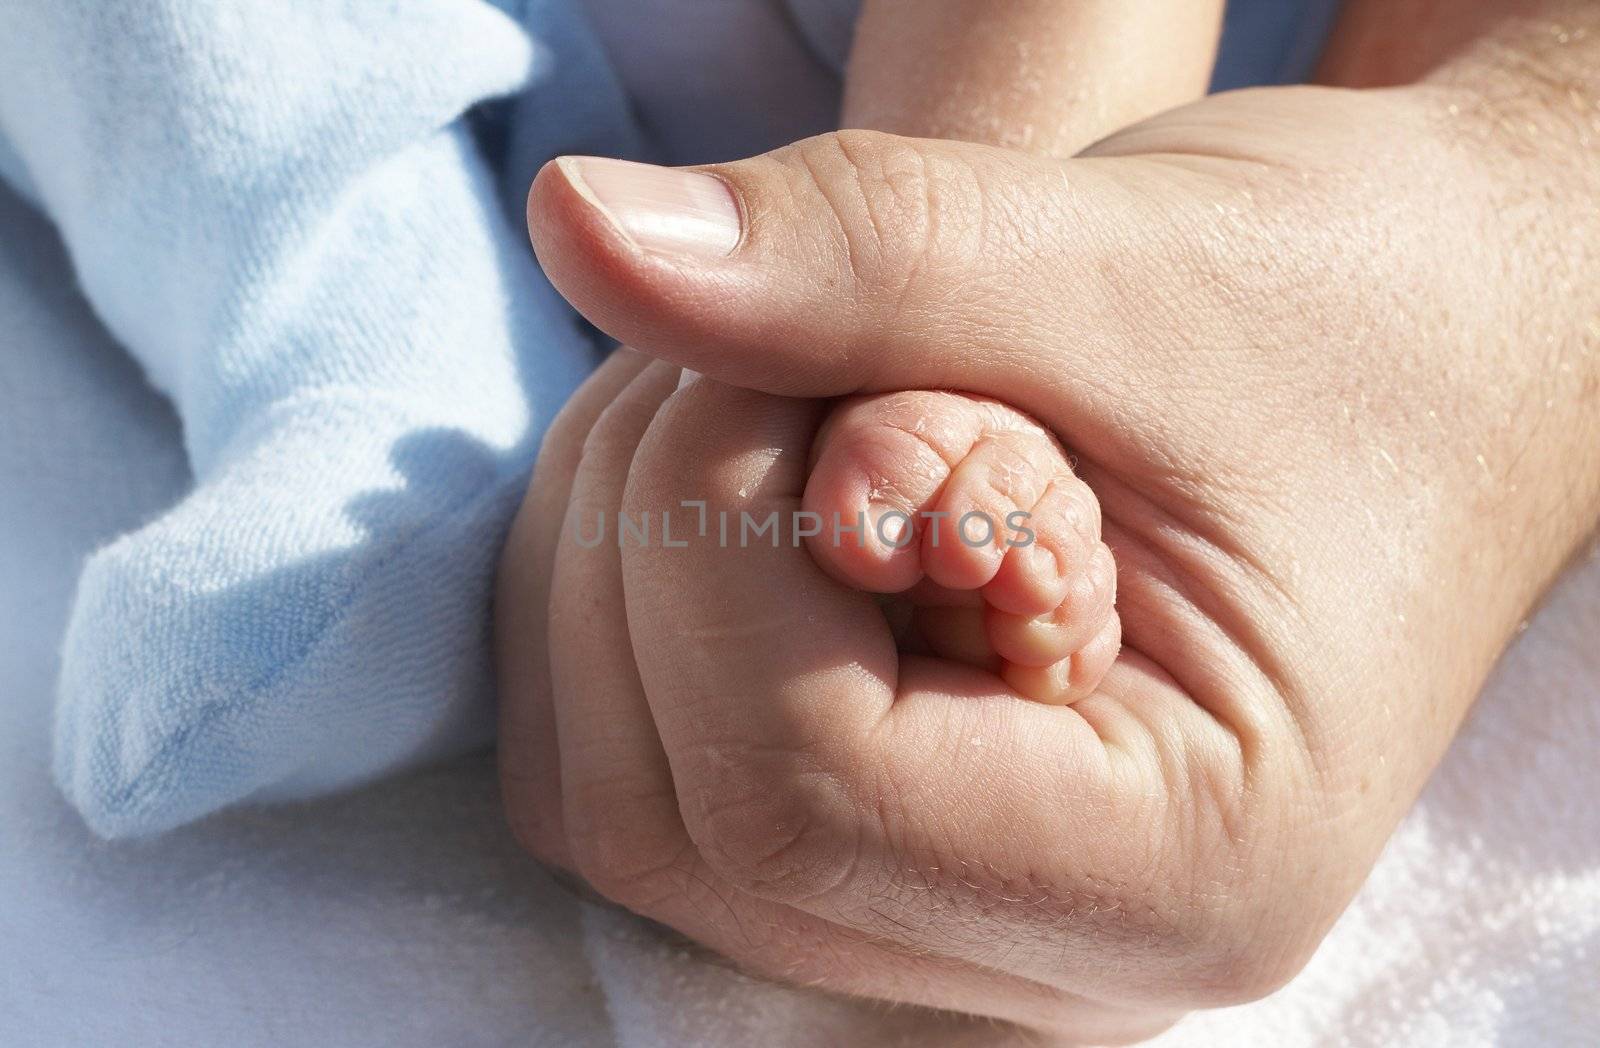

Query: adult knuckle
left=683, top=744, right=864, bottom=904
left=566, top=793, right=688, bottom=912
left=578, top=388, right=654, bottom=464
left=1181, top=922, right=1318, bottom=1006
left=536, top=398, right=598, bottom=479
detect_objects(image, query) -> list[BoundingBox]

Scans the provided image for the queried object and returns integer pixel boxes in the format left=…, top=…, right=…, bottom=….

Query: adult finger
left=496, top=348, right=651, bottom=868
left=547, top=360, right=687, bottom=893
left=524, top=128, right=1224, bottom=431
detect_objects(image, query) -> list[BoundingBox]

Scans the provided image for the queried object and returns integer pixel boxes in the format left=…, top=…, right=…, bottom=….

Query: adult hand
left=499, top=0, right=1600, bottom=1040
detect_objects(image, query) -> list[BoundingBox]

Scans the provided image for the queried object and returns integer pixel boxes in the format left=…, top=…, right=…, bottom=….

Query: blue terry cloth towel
left=0, top=0, right=640, bottom=837
left=0, top=0, right=1340, bottom=838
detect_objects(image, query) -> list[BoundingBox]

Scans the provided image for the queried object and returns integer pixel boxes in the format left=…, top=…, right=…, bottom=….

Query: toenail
left=1025, top=542, right=1059, bottom=582
left=872, top=503, right=914, bottom=548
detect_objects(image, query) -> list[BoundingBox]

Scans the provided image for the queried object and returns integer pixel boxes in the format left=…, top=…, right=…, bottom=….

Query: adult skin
left=498, top=0, right=1600, bottom=1041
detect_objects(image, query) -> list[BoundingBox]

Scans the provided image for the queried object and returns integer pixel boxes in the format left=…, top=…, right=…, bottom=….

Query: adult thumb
left=526, top=131, right=1193, bottom=402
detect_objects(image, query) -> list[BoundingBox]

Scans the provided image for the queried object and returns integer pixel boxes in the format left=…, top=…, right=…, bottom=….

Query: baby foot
left=803, top=392, right=1119, bottom=705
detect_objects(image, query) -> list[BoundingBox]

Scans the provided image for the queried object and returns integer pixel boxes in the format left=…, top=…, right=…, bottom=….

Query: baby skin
left=802, top=390, right=1118, bottom=705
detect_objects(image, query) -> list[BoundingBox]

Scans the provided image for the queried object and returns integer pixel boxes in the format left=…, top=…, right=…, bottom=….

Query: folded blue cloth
left=0, top=0, right=1337, bottom=839
left=0, top=0, right=639, bottom=837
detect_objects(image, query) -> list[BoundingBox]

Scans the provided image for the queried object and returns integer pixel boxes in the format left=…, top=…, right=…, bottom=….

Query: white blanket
left=2, top=114, right=1596, bottom=1048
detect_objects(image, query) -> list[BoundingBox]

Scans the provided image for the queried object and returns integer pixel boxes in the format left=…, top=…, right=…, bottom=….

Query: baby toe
left=985, top=475, right=1103, bottom=618
left=802, top=391, right=990, bottom=593
left=1001, top=612, right=1122, bottom=706
left=987, top=542, right=1116, bottom=667
left=921, top=427, right=1062, bottom=593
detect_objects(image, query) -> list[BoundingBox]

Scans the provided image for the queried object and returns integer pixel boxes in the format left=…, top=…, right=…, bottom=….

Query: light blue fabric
left=0, top=0, right=1337, bottom=839
left=0, top=1, right=639, bottom=837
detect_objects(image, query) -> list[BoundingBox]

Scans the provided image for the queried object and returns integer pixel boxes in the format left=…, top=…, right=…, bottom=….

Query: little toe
left=987, top=542, right=1117, bottom=668
left=1002, top=613, right=1122, bottom=706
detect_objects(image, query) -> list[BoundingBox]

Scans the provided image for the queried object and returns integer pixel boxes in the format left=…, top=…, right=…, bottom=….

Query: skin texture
left=497, top=0, right=1600, bottom=1041
left=843, top=0, right=1223, bottom=155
